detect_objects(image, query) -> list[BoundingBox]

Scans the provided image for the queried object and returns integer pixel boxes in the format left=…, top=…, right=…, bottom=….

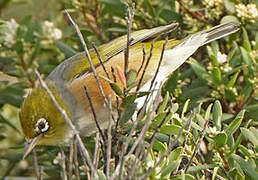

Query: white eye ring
left=35, top=118, right=50, bottom=134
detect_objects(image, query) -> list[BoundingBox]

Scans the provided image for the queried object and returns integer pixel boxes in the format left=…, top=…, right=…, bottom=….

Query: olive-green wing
left=47, top=22, right=179, bottom=83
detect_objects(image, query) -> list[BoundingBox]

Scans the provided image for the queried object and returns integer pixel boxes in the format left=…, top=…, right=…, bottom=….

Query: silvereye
left=20, top=22, right=240, bottom=158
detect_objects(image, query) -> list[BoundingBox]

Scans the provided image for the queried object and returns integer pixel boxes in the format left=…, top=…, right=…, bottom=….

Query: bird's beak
left=23, top=136, right=40, bottom=159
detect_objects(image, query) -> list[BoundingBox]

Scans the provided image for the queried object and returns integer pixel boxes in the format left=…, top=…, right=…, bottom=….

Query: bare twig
left=137, top=45, right=146, bottom=76
left=124, top=3, right=135, bottom=81
left=141, top=37, right=168, bottom=110
left=33, top=150, right=41, bottom=180
left=136, top=42, right=154, bottom=91
left=92, top=43, right=111, bottom=79
left=68, top=137, right=75, bottom=180
left=218, top=149, right=230, bottom=171
left=60, top=148, right=68, bottom=180
left=34, top=69, right=98, bottom=179
left=184, top=119, right=209, bottom=173
left=64, top=10, right=111, bottom=113
left=84, top=86, right=106, bottom=142
left=93, top=133, right=100, bottom=170
left=106, top=95, right=112, bottom=178
left=74, top=138, right=80, bottom=180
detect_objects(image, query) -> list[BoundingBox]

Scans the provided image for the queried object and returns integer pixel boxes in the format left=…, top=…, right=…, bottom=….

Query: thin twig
left=60, top=147, right=68, bottom=180
left=149, top=37, right=168, bottom=91
left=69, top=137, right=75, bottom=180
left=84, top=86, right=106, bottom=142
left=137, top=45, right=146, bottom=76
left=93, top=133, right=100, bottom=170
left=184, top=119, right=209, bottom=173
left=124, top=3, right=135, bottom=81
left=112, top=66, right=121, bottom=135
left=141, top=37, right=168, bottom=109
left=92, top=43, right=111, bottom=79
left=34, top=69, right=98, bottom=179
left=64, top=10, right=110, bottom=112
left=74, top=138, right=80, bottom=180
left=218, top=149, right=230, bottom=171
left=33, top=150, right=41, bottom=180
left=136, top=42, right=154, bottom=91
left=106, top=95, right=112, bottom=178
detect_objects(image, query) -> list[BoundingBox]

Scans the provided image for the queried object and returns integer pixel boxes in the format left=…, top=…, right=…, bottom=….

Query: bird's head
left=19, top=84, right=71, bottom=158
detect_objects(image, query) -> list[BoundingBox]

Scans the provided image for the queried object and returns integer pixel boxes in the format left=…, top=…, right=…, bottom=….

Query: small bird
left=20, top=22, right=240, bottom=158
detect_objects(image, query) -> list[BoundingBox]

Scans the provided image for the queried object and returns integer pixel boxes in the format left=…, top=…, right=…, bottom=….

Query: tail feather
left=200, top=22, right=240, bottom=45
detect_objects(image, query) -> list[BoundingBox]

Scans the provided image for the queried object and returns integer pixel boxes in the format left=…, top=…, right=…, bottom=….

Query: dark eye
left=35, top=118, right=50, bottom=134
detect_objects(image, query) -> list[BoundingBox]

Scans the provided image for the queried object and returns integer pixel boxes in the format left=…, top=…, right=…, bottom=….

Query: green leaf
left=195, top=114, right=206, bottom=129
left=161, top=161, right=179, bottom=178
left=205, top=103, right=213, bottom=121
left=158, top=91, right=169, bottom=113
left=188, top=58, right=211, bottom=83
left=240, top=127, right=258, bottom=148
left=231, top=154, right=258, bottom=179
left=214, top=132, right=228, bottom=148
left=238, top=145, right=254, bottom=157
left=0, top=83, right=25, bottom=107
left=161, top=147, right=183, bottom=177
left=0, top=114, right=20, bottom=133
left=142, top=0, right=156, bottom=17
left=212, top=67, right=221, bottom=84
left=110, top=82, right=124, bottom=97
left=228, top=168, right=245, bottom=179
left=187, top=164, right=217, bottom=173
left=225, top=110, right=245, bottom=136
left=227, top=46, right=237, bottom=62
left=182, top=99, right=190, bottom=118
left=160, top=125, right=187, bottom=135
left=163, top=71, right=179, bottom=95
left=153, top=140, right=166, bottom=152
left=169, top=147, right=183, bottom=162
left=171, top=174, right=195, bottom=180
left=211, top=41, right=219, bottom=55
left=119, top=103, right=137, bottom=125
left=55, top=41, right=76, bottom=58
left=242, top=28, right=251, bottom=52
left=212, top=100, right=222, bottom=131
left=98, top=170, right=107, bottom=180
left=240, top=47, right=253, bottom=67
left=151, top=111, right=172, bottom=129
left=127, top=69, right=138, bottom=89
left=221, top=15, right=239, bottom=24
left=226, top=71, right=240, bottom=88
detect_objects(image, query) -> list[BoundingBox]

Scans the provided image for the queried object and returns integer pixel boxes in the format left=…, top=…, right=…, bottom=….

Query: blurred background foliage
left=0, top=0, right=257, bottom=179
